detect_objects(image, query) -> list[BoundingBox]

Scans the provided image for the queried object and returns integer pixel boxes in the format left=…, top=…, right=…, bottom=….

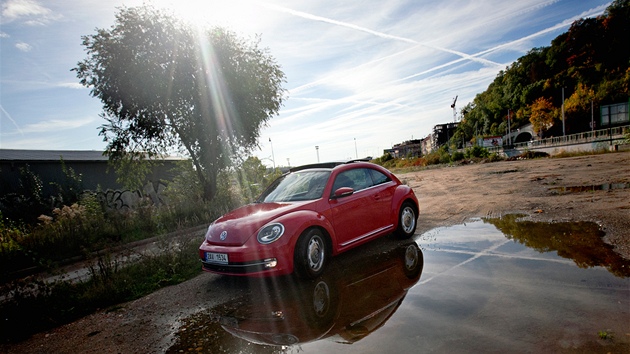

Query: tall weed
left=0, top=234, right=201, bottom=342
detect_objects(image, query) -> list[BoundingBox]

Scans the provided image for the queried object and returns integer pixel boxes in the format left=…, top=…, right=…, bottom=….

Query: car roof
left=288, top=158, right=373, bottom=173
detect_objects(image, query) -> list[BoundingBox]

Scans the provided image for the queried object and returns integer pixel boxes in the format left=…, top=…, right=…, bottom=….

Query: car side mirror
left=332, top=187, right=354, bottom=199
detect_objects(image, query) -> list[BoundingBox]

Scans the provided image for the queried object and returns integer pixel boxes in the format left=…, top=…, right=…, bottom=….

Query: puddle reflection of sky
left=299, top=219, right=629, bottom=353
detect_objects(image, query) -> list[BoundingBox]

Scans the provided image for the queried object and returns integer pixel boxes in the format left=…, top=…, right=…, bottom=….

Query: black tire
left=395, top=201, right=417, bottom=239
left=306, top=279, right=337, bottom=329
left=402, top=243, right=423, bottom=279
left=294, top=228, right=328, bottom=279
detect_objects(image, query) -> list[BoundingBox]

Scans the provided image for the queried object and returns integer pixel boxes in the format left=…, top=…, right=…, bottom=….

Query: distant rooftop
left=0, top=149, right=183, bottom=162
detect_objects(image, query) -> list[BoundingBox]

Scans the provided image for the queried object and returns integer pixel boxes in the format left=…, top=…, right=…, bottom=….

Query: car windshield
left=257, top=170, right=331, bottom=203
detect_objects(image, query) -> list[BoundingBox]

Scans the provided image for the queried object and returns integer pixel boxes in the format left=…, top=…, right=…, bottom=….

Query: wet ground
left=168, top=216, right=630, bottom=353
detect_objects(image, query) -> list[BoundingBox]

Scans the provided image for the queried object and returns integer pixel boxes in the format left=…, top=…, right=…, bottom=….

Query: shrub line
left=2, top=224, right=208, bottom=284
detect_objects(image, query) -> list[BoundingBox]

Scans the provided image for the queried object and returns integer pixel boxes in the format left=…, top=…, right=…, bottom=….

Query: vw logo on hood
left=220, top=231, right=228, bottom=240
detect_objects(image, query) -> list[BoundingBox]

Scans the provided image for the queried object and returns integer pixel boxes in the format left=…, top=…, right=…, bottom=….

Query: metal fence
left=512, top=125, right=629, bottom=150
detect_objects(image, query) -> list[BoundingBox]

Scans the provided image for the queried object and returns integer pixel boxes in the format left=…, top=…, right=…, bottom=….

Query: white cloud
left=57, top=82, right=86, bottom=90
left=15, top=41, right=32, bottom=52
left=0, top=31, right=9, bottom=38
left=1, top=0, right=62, bottom=25
left=19, top=117, right=96, bottom=134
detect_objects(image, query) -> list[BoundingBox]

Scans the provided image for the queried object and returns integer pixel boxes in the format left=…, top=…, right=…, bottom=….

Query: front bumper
left=201, top=257, right=280, bottom=275
left=199, top=244, right=294, bottom=277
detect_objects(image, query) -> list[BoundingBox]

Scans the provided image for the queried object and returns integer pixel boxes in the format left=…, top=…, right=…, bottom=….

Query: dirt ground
left=2, top=151, right=629, bottom=354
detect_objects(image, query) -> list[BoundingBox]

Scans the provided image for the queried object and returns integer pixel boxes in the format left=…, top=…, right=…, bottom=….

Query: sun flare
left=151, top=0, right=259, bottom=31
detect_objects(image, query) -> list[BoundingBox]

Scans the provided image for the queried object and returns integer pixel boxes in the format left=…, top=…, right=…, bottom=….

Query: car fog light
left=264, top=258, right=278, bottom=268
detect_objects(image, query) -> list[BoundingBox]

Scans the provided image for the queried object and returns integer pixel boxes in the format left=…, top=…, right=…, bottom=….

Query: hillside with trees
left=453, top=0, right=629, bottom=146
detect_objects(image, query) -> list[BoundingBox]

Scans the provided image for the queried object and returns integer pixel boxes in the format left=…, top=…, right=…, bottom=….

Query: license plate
left=205, top=252, right=228, bottom=264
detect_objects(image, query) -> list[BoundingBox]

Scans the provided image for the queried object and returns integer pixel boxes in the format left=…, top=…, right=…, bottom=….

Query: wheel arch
left=298, top=225, right=334, bottom=256
left=273, top=210, right=336, bottom=256
left=392, top=186, right=419, bottom=224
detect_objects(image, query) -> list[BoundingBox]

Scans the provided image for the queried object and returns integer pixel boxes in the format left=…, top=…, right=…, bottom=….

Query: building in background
left=0, top=149, right=185, bottom=209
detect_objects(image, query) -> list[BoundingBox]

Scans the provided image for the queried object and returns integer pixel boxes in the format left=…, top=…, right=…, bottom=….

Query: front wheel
left=294, top=228, right=328, bottom=279
left=395, top=202, right=417, bottom=239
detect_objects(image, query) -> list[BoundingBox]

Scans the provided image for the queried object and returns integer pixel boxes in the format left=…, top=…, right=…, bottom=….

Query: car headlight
left=257, top=223, right=285, bottom=244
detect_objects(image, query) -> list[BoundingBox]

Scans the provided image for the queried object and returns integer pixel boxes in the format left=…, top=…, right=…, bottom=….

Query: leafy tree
left=564, top=83, right=597, bottom=131
left=529, top=97, right=557, bottom=135
left=236, top=156, right=281, bottom=202
left=74, top=5, right=286, bottom=201
left=450, top=0, right=629, bottom=145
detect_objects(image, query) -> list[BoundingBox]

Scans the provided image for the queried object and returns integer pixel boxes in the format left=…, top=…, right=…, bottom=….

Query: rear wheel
left=395, top=202, right=417, bottom=239
left=295, top=228, right=328, bottom=279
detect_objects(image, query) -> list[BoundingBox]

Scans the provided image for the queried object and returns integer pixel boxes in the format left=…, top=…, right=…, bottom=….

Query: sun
left=151, top=0, right=259, bottom=32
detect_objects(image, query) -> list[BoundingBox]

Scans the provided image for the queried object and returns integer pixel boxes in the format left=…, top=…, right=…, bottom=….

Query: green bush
left=519, top=151, right=550, bottom=159
left=372, top=153, right=393, bottom=166
left=438, top=152, right=451, bottom=164
left=451, top=151, right=465, bottom=161
left=424, top=151, right=441, bottom=165
left=0, top=236, right=201, bottom=342
left=465, top=145, right=490, bottom=159
left=487, top=152, right=505, bottom=162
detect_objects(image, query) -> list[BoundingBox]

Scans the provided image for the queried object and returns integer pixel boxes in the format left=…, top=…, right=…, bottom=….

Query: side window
left=332, top=168, right=372, bottom=192
left=368, top=169, right=391, bottom=186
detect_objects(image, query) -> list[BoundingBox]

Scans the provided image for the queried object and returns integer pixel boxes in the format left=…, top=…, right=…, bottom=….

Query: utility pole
left=508, top=109, right=512, bottom=146
left=561, top=87, right=566, bottom=136
left=591, top=100, right=594, bottom=132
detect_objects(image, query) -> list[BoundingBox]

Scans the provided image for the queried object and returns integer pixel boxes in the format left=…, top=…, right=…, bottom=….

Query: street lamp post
left=315, top=146, right=320, bottom=163
left=354, top=138, right=358, bottom=159
left=269, top=138, right=275, bottom=170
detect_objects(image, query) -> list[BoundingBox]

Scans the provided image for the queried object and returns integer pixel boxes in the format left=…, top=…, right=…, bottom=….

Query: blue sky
left=0, top=0, right=612, bottom=167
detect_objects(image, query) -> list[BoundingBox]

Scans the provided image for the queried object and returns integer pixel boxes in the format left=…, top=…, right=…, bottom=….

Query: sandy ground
left=2, top=151, right=629, bottom=353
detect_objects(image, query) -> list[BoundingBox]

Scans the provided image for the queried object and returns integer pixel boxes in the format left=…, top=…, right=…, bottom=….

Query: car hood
left=206, top=202, right=307, bottom=246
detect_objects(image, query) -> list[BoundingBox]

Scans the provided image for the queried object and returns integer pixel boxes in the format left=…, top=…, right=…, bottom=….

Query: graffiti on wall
left=89, top=181, right=169, bottom=211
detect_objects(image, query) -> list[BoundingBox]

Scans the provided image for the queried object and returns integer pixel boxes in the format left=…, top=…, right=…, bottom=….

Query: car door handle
left=373, top=194, right=381, bottom=200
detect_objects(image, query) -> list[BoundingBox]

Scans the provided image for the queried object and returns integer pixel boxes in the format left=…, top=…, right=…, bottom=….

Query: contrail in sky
left=0, top=104, right=23, bottom=135
left=262, top=2, right=502, bottom=68
left=290, top=44, right=421, bottom=95
left=398, top=3, right=610, bottom=82
left=271, top=2, right=607, bottom=96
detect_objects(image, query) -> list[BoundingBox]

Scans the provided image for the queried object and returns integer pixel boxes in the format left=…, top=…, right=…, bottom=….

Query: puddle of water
left=168, top=240, right=422, bottom=353
left=483, top=214, right=629, bottom=278
left=169, top=219, right=630, bottom=353
left=549, top=182, right=630, bottom=194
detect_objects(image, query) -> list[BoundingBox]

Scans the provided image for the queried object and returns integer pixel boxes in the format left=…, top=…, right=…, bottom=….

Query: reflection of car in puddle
left=217, top=240, right=423, bottom=347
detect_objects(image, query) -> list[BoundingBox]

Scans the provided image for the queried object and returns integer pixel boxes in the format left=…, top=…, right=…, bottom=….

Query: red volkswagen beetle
left=199, top=160, right=419, bottom=278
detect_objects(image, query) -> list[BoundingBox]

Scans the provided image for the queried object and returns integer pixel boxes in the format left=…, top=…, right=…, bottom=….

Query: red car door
left=329, top=168, right=391, bottom=250
left=366, top=167, right=396, bottom=230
